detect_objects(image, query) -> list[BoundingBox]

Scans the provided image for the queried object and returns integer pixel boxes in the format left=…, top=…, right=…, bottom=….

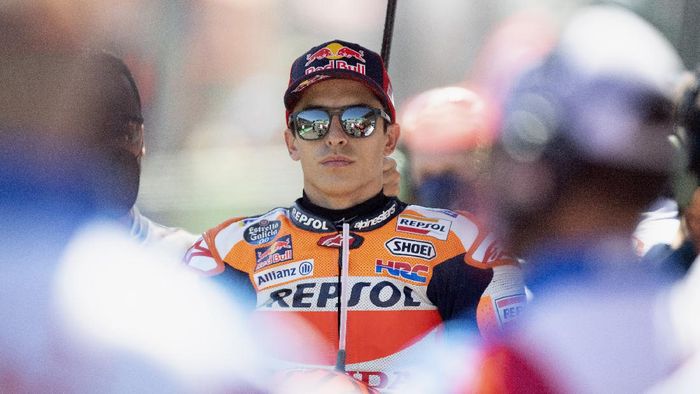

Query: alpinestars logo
left=353, top=203, right=397, bottom=230
left=317, top=233, right=365, bottom=249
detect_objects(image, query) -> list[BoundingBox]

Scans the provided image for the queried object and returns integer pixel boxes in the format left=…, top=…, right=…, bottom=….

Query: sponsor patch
left=353, top=203, right=397, bottom=230
left=384, top=237, right=436, bottom=260
left=317, top=232, right=365, bottom=249
left=375, top=259, right=429, bottom=284
left=290, top=207, right=331, bottom=231
left=471, top=234, right=512, bottom=265
left=254, top=259, right=314, bottom=290
left=262, top=277, right=424, bottom=310
left=396, top=214, right=452, bottom=240
left=495, top=294, right=526, bottom=328
left=244, top=219, right=281, bottom=245
left=303, top=42, right=367, bottom=75
left=255, top=234, right=293, bottom=270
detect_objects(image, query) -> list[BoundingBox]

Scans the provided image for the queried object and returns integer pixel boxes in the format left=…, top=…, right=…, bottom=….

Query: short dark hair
left=81, top=50, right=142, bottom=115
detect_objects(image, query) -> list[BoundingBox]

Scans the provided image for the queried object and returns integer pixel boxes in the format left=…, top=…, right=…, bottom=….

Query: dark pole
left=381, top=0, right=398, bottom=69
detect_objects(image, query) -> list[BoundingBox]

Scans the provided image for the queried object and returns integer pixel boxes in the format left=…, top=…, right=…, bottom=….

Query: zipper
left=335, top=222, right=350, bottom=371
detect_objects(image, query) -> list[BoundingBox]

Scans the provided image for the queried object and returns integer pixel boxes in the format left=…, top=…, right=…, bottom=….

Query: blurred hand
left=382, top=156, right=400, bottom=197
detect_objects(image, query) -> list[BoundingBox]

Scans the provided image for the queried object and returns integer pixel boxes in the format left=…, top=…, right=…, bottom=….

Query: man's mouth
left=321, top=155, right=354, bottom=167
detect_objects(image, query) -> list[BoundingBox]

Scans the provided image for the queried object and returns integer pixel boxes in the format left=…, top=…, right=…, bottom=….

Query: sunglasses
left=288, top=105, right=391, bottom=140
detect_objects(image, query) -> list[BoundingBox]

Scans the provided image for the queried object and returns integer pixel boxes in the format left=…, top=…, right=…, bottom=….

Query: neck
left=303, top=182, right=384, bottom=210
left=300, top=191, right=389, bottom=222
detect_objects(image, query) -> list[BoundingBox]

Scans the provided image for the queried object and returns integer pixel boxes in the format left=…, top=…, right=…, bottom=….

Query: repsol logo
left=291, top=207, right=330, bottom=231
left=262, top=280, right=424, bottom=309
left=384, top=237, right=436, bottom=260
left=396, top=214, right=452, bottom=240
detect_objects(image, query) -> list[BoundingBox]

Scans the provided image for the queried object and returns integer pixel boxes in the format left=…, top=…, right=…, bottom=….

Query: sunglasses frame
left=288, top=105, right=391, bottom=140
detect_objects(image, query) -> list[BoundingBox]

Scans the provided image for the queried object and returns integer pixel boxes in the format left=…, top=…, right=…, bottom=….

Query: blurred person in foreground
left=399, top=86, right=496, bottom=212
left=635, top=70, right=700, bottom=274
left=0, top=16, right=268, bottom=391
left=467, top=5, right=687, bottom=393
left=184, top=39, right=525, bottom=392
left=73, top=51, right=199, bottom=254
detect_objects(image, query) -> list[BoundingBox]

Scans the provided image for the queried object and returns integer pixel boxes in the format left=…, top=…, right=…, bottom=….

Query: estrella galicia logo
left=244, top=219, right=281, bottom=245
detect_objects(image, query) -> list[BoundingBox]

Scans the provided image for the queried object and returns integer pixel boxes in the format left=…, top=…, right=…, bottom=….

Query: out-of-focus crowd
left=2, top=1, right=700, bottom=393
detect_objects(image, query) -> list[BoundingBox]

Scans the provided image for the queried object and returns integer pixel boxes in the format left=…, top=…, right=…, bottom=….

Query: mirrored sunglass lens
left=341, top=106, right=377, bottom=137
left=295, top=109, right=330, bottom=139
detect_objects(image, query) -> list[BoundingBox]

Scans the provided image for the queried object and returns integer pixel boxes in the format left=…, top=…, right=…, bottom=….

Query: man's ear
left=384, top=123, right=400, bottom=155
left=284, top=129, right=300, bottom=161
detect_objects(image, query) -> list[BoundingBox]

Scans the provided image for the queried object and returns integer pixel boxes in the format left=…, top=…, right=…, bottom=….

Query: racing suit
left=185, top=194, right=524, bottom=391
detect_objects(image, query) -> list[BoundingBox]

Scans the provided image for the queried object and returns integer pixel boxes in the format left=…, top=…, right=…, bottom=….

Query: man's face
left=284, top=79, right=399, bottom=205
left=99, top=72, right=145, bottom=165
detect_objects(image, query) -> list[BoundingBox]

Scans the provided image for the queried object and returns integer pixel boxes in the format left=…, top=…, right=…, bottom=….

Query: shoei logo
left=396, top=214, right=452, bottom=240
left=254, top=259, right=314, bottom=290
left=384, top=237, right=436, bottom=260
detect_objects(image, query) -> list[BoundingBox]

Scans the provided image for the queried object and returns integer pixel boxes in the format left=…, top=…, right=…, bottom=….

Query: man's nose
left=325, top=115, right=348, bottom=146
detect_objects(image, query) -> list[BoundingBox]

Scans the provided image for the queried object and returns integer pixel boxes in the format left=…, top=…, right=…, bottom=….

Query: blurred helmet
left=491, top=4, right=683, bottom=220
left=400, top=86, right=495, bottom=154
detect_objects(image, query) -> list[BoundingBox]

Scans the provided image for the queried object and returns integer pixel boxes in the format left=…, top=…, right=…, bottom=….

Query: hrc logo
left=375, top=259, right=429, bottom=284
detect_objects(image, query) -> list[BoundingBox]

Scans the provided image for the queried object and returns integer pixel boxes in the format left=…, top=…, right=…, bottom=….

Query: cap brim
left=284, top=69, right=394, bottom=122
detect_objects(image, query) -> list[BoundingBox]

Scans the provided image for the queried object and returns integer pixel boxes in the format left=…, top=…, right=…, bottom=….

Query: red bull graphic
left=304, top=42, right=367, bottom=75
left=255, top=234, right=293, bottom=271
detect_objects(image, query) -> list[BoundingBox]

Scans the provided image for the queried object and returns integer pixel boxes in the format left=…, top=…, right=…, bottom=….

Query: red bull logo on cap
left=255, top=234, right=293, bottom=271
left=304, top=42, right=367, bottom=75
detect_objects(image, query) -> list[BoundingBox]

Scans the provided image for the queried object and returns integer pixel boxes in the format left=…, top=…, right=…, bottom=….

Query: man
left=185, top=39, right=524, bottom=391
left=470, top=5, right=686, bottom=392
left=71, top=52, right=199, bottom=253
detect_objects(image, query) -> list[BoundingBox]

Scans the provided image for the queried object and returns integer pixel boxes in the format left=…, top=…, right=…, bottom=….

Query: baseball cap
left=284, top=39, right=395, bottom=123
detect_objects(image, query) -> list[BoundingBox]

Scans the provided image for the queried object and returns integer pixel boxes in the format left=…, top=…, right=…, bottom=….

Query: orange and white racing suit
left=185, top=196, right=525, bottom=391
